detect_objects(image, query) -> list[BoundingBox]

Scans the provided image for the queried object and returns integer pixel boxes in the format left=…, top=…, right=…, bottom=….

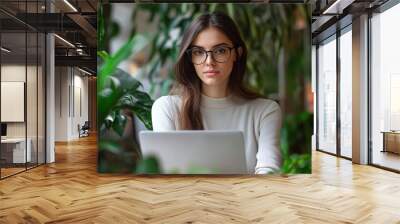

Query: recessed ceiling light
left=323, top=0, right=355, bottom=15
left=63, top=0, right=78, bottom=12
left=1, top=47, right=11, bottom=53
left=54, top=34, right=75, bottom=48
left=78, top=67, right=92, bottom=76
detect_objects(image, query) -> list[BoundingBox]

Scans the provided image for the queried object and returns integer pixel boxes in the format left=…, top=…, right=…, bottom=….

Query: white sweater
left=151, top=94, right=282, bottom=174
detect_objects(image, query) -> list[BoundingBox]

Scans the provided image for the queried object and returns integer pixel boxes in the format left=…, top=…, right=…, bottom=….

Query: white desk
left=1, top=138, right=31, bottom=163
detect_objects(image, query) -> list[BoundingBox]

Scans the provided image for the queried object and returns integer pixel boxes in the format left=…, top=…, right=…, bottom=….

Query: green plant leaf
left=227, top=3, right=234, bottom=18
left=99, top=34, right=149, bottom=91
left=97, top=50, right=110, bottom=61
left=135, top=156, right=161, bottom=174
left=210, top=3, right=218, bottom=12
left=110, top=21, right=120, bottom=39
left=111, top=110, right=127, bottom=137
left=98, top=1, right=105, bottom=51
left=99, top=140, right=121, bottom=154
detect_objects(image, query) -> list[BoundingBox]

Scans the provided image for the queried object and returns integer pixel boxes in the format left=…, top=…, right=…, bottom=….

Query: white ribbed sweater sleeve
left=255, top=101, right=282, bottom=174
left=151, top=96, right=177, bottom=131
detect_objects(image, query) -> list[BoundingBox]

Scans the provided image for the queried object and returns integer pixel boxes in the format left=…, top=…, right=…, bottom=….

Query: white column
left=46, top=32, right=55, bottom=163
left=45, top=0, right=55, bottom=163
left=352, top=14, right=369, bottom=164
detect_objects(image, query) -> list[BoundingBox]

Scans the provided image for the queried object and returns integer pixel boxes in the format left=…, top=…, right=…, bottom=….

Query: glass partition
left=38, top=31, right=45, bottom=165
left=27, top=30, right=38, bottom=169
left=0, top=1, right=46, bottom=179
left=1, top=30, right=28, bottom=178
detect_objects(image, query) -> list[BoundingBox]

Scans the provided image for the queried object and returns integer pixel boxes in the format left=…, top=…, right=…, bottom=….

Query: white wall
left=55, top=67, right=69, bottom=141
left=1, top=64, right=46, bottom=164
left=71, top=72, right=89, bottom=138
left=1, top=65, right=40, bottom=138
left=1, top=66, right=26, bottom=130
left=54, top=67, right=89, bottom=141
left=1, top=65, right=26, bottom=141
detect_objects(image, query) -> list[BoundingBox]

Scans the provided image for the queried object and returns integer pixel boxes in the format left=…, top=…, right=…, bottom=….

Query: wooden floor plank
left=1, top=134, right=400, bottom=223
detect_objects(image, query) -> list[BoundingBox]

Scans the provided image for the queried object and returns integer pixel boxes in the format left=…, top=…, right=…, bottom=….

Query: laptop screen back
left=139, top=130, right=247, bottom=174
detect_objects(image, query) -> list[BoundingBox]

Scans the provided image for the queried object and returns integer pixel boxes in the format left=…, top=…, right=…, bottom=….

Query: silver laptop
left=139, top=130, right=247, bottom=174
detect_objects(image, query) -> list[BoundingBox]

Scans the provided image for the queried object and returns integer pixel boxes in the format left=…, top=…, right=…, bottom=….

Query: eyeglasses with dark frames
left=186, top=45, right=237, bottom=65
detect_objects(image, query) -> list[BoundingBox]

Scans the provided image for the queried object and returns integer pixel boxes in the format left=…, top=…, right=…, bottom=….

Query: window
left=339, top=27, right=352, bottom=158
left=317, top=35, right=337, bottom=154
left=371, top=2, right=400, bottom=171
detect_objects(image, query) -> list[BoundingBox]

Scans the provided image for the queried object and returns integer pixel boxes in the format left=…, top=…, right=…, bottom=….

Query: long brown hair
left=173, top=12, right=262, bottom=130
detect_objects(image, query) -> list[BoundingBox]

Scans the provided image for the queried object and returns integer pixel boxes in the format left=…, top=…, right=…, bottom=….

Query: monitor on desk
left=1, top=123, right=7, bottom=139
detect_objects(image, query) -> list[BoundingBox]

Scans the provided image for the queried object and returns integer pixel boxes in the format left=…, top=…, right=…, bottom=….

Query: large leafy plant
left=97, top=3, right=160, bottom=173
left=280, top=112, right=313, bottom=173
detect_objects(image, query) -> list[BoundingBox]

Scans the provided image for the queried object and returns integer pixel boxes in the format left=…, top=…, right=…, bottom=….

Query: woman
left=151, top=12, right=282, bottom=174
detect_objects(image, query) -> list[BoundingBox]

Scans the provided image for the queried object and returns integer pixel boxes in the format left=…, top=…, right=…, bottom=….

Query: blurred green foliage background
left=98, top=2, right=313, bottom=174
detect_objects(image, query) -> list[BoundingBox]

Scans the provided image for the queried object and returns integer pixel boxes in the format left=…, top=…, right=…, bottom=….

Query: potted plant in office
left=97, top=2, right=160, bottom=173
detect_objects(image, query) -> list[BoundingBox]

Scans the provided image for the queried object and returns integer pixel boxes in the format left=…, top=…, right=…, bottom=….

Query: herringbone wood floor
left=1, top=134, right=400, bottom=223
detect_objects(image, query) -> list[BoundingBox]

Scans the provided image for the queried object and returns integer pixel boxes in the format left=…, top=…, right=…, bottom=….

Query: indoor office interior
left=313, top=0, right=400, bottom=172
left=1, top=0, right=397, bottom=177
left=0, top=0, right=399, bottom=222
left=0, top=0, right=97, bottom=180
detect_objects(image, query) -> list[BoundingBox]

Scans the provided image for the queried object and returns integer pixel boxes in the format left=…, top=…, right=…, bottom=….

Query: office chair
left=78, top=121, right=90, bottom=138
